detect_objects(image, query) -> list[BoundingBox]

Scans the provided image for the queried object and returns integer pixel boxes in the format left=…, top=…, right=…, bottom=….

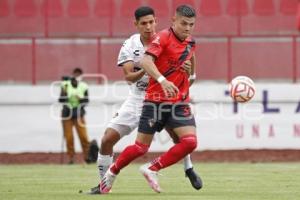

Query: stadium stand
left=0, top=0, right=44, bottom=37
left=112, top=0, right=144, bottom=36
left=0, top=0, right=9, bottom=17
left=42, top=0, right=63, bottom=17
left=44, top=0, right=111, bottom=37
left=279, top=0, right=298, bottom=15
left=227, top=0, right=248, bottom=16
left=14, top=0, right=38, bottom=17
left=253, top=0, right=275, bottom=16
left=67, top=0, right=89, bottom=17
left=0, top=0, right=299, bottom=83
left=145, top=0, right=170, bottom=31
left=241, top=0, right=298, bottom=35
left=199, top=0, right=221, bottom=16
left=198, top=0, right=238, bottom=35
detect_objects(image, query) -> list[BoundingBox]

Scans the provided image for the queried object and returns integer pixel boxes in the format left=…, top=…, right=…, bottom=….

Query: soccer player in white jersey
left=89, top=6, right=201, bottom=194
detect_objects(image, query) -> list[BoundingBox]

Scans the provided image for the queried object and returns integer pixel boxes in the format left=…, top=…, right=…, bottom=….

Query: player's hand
left=160, top=79, right=179, bottom=98
left=181, top=60, right=192, bottom=75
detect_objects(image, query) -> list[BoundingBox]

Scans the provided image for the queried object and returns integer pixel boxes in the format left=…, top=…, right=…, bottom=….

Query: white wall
left=1, top=82, right=300, bottom=153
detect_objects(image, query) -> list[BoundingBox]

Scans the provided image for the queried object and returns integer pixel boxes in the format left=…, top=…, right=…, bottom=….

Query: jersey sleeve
left=145, top=31, right=168, bottom=59
left=117, top=38, right=134, bottom=66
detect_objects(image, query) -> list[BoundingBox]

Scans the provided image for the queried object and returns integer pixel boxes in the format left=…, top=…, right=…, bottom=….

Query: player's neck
left=140, top=35, right=151, bottom=47
left=171, top=27, right=186, bottom=42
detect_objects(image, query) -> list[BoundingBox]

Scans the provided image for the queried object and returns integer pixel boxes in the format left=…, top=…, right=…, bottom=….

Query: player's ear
left=134, top=20, right=138, bottom=27
left=172, top=16, right=176, bottom=26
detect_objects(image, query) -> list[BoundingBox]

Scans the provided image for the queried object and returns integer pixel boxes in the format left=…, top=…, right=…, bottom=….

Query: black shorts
left=138, top=101, right=196, bottom=135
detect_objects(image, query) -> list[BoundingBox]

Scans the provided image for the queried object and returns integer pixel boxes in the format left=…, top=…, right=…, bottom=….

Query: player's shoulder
left=129, top=33, right=141, bottom=41
left=155, top=28, right=172, bottom=39
left=124, top=33, right=141, bottom=47
left=186, top=35, right=196, bottom=44
left=150, top=29, right=171, bottom=45
left=186, top=36, right=196, bottom=48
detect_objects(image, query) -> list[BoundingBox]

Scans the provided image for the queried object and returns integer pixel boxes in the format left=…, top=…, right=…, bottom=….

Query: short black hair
left=73, top=67, right=83, bottom=75
left=176, top=5, right=196, bottom=18
left=134, top=6, right=155, bottom=21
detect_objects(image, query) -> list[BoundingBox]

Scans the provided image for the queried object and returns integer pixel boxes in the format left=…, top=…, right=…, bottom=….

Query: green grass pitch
left=0, top=163, right=300, bottom=200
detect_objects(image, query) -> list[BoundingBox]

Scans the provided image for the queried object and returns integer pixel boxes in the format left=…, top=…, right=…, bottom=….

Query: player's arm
left=189, top=54, right=196, bottom=86
left=140, top=54, right=179, bottom=97
left=122, top=61, right=145, bottom=83
left=181, top=54, right=196, bottom=86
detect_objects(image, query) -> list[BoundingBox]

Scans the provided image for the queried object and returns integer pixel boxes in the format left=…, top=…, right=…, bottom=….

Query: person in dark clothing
left=59, top=68, right=90, bottom=164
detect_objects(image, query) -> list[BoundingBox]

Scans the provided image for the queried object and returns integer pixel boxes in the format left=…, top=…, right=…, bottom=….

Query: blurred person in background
left=59, top=68, right=92, bottom=164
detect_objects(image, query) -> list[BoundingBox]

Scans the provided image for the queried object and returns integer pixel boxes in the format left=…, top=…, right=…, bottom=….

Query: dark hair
left=73, top=67, right=83, bottom=75
left=134, top=6, right=155, bottom=21
left=176, top=5, right=196, bottom=18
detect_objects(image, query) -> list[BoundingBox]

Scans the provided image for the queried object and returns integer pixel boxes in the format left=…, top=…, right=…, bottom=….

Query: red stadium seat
left=145, top=0, right=170, bottom=31
left=47, top=0, right=111, bottom=37
left=94, top=0, right=113, bottom=17
left=172, top=0, right=197, bottom=11
left=242, top=0, right=297, bottom=35
left=42, top=0, right=63, bottom=17
left=0, top=0, right=44, bottom=37
left=253, top=0, right=275, bottom=16
left=227, top=0, right=248, bottom=16
left=14, top=0, right=37, bottom=17
left=199, top=0, right=221, bottom=16
left=112, top=0, right=143, bottom=36
left=67, top=0, right=89, bottom=17
left=120, top=0, right=142, bottom=17
left=146, top=0, right=169, bottom=17
left=0, top=0, right=9, bottom=17
left=198, top=0, right=238, bottom=36
left=280, top=0, right=298, bottom=15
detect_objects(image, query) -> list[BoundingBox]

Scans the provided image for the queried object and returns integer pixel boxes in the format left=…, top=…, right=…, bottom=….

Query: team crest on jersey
left=148, top=118, right=156, bottom=128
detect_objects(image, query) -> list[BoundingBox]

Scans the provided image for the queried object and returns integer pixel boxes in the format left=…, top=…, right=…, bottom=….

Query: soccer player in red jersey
left=100, top=5, right=199, bottom=193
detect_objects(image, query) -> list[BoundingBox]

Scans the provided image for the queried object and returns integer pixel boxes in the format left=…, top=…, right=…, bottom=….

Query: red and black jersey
left=145, top=28, right=196, bottom=103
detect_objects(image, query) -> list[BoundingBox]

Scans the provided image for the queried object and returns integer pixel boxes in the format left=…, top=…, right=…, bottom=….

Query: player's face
left=172, top=15, right=195, bottom=40
left=135, top=15, right=156, bottom=40
left=72, top=72, right=81, bottom=78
